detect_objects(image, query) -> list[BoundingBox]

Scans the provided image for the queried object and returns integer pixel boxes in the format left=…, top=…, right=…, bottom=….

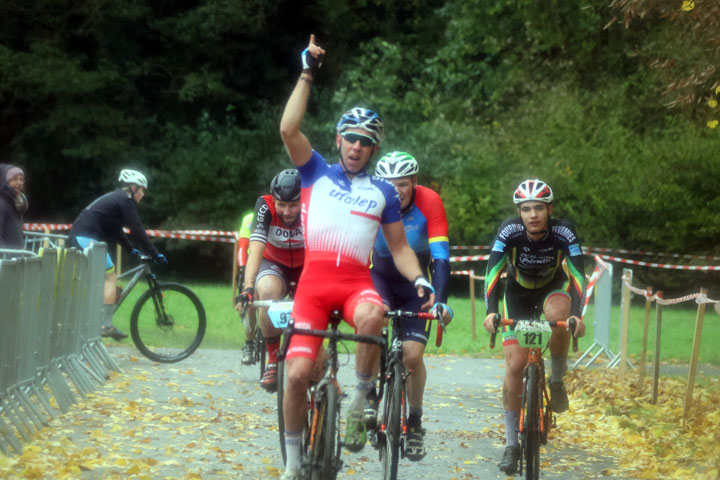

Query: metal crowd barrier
left=0, top=243, right=120, bottom=455
left=22, top=230, right=67, bottom=253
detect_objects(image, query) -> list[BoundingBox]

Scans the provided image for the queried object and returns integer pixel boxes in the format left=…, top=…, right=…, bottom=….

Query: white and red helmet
left=513, top=179, right=553, bottom=204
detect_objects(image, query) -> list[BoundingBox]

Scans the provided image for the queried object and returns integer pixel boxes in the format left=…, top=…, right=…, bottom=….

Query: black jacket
left=0, top=164, right=28, bottom=249
left=68, top=189, right=159, bottom=257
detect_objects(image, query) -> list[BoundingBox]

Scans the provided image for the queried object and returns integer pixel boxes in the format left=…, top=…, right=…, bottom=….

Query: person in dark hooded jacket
left=0, top=164, right=28, bottom=249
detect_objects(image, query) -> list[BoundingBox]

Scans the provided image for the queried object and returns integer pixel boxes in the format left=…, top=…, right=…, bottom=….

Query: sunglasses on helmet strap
left=341, top=132, right=377, bottom=147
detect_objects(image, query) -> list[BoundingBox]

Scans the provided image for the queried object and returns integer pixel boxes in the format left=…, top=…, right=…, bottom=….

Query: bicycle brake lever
left=569, top=317, right=579, bottom=353
left=489, top=313, right=501, bottom=349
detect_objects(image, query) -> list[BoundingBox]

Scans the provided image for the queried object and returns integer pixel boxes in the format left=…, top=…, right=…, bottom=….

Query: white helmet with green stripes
left=375, top=151, right=419, bottom=179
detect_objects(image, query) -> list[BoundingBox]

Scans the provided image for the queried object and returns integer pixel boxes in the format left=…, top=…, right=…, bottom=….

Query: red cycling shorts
left=287, top=260, right=383, bottom=361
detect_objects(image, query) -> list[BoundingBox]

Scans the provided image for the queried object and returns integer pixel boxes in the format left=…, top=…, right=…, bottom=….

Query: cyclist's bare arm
left=279, top=35, right=325, bottom=167
left=243, top=240, right=266, bottom=292
left=382, top=220, right=435, bottom=310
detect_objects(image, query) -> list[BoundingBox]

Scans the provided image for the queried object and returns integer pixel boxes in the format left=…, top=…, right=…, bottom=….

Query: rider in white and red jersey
left=277, top=35, right=435, bottom=480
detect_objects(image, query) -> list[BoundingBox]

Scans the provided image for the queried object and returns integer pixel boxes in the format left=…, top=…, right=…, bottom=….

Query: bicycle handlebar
left=384, top=309, right=446, bottom=347
left=489, top=314, right=578, bottom=352
left=277, top=319, right=387, bottom=362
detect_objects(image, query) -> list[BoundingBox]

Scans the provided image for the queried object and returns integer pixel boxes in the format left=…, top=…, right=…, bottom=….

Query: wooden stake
left=469, top=269, right=476, bottom=340
left=651, top=291, right=663, bottom=405
left=115, top=244, right=123, bottom=275
left=683, top=288, right=707, bottom=423
left=231, top=237, right=239, bottom=302
left=638, top=286, right=653, bottom=392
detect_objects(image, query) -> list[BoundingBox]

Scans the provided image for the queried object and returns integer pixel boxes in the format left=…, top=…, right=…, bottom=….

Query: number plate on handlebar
left=268, top=302, right=294, bottom=328
left=515, top=320, right=552, bottom=349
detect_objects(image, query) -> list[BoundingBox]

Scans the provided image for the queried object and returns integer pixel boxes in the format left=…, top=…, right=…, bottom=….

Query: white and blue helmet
left=336, top=107, right=384, bottom=145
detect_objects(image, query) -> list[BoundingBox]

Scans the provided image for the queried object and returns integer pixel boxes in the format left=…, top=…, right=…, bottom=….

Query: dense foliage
left=2, top=0, right=718, bottom=291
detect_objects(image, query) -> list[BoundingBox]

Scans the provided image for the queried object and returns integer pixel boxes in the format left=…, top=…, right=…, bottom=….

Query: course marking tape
left=598, top=255, right=720, bottom=271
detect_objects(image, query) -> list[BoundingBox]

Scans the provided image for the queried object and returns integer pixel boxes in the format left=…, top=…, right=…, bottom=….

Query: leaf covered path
left=1, top=347, right=631, bottom=479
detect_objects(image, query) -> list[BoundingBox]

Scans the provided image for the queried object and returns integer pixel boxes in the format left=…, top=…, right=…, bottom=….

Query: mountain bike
left=115, top=255, right=206, bottom=363
left=372, top=309, right=445, bottom=480
left=276, top=311, right=387, bottom=480
left=489, top=313, right=577, bottom=480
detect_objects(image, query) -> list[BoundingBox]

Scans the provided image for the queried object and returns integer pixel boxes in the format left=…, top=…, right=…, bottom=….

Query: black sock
left=407, top=413, right=422, bottom=429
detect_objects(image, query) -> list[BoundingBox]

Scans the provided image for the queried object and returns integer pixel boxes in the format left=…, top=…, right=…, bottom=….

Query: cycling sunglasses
left=341, top=132, right=377, bottom=147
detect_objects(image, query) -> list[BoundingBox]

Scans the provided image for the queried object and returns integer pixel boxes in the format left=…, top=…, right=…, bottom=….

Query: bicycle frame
left=114, top=261, right=160, bottom=313
left=277, top=312, right=388, bottom=478
left=490, top=314, right=577, bottom=479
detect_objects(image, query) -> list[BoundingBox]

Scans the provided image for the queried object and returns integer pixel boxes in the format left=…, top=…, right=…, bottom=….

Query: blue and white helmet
left=336, top=107, right=384, bottom=145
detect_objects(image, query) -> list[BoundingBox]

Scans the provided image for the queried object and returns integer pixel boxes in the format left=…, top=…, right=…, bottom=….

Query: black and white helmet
left=336, top=107, right=384, bottom=145
left=270, top=169, right=301, bottom=202
left=513, top=179, right=553, bottom=204
left=375, top=152, right=419, bottom=179
left=118, top=169, right=148, bottom=189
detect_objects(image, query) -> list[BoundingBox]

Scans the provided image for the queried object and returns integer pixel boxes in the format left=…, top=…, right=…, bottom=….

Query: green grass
left=110, top=283, right=720, bottom=365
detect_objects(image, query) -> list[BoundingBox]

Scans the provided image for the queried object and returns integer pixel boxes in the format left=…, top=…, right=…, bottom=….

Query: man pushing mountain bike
left=278, top=35, right=435, bottom=480
left=482, top=179, right=586, bottom=475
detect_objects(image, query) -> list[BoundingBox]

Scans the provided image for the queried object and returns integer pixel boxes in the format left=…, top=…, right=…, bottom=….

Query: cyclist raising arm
left=278, top=35, right=434, bottom=480
left=235, top=169, right=304, bottom=391
left=370, top=151, right=453, bottom=460
left=482, top=179, right=586, bottom=475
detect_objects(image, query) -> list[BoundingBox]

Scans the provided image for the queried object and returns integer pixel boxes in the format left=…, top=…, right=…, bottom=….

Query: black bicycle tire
left=308, top=385, right=327, bottom=480
left=277, top=359, right=286, bottom=464
left=523, top=363, right=540, bottom=480
left=321, top=384, right=340, bottom=480
left=257, top=335, right=266, bottom=380
left=129, top=282, right=206, bottom=363
left=382, top=362, right=403, bottom=480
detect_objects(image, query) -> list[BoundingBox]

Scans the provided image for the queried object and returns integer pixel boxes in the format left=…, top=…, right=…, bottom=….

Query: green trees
left=1, top=0, right=718, bottom=282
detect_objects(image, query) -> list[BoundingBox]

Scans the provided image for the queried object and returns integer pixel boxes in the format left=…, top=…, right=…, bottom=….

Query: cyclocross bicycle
left=373, top=309, right=445, bottom=480
left=489, top=313, right=577, bottom=480
left=276, top=311, right=387, bottom=480
left=115, top=255, right=206, bottom=363
left=240, top=298, right=295, bottom=381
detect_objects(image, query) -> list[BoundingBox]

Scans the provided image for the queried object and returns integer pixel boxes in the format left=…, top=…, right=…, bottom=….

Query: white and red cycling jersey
left=287, top=150, right=402, bottom=360
left=299, top=150, right=401, bottom=268
left=250, top=194, right=305, bottom=268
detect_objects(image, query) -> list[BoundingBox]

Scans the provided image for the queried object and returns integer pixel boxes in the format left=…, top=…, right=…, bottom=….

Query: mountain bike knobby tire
left=523, top=363, right=540, bottom=480
left=382, top=362, right=404, bottom=480
left=130, top=282, right=206, bottom=363
left=311, top=383, right=340, bottom=480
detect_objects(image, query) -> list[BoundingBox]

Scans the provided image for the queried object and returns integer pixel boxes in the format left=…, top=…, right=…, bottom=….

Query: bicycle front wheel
left=311, top=383, right=340, bottom=480
left=277, top=359, right=287, bottom=464
left=256, top=335, right=266, bottom=380
left=130, top=282, right=206, bottom=363
left=523, top=363, right=540, bottom=480
left=382, top=362, right=403, bottom=480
